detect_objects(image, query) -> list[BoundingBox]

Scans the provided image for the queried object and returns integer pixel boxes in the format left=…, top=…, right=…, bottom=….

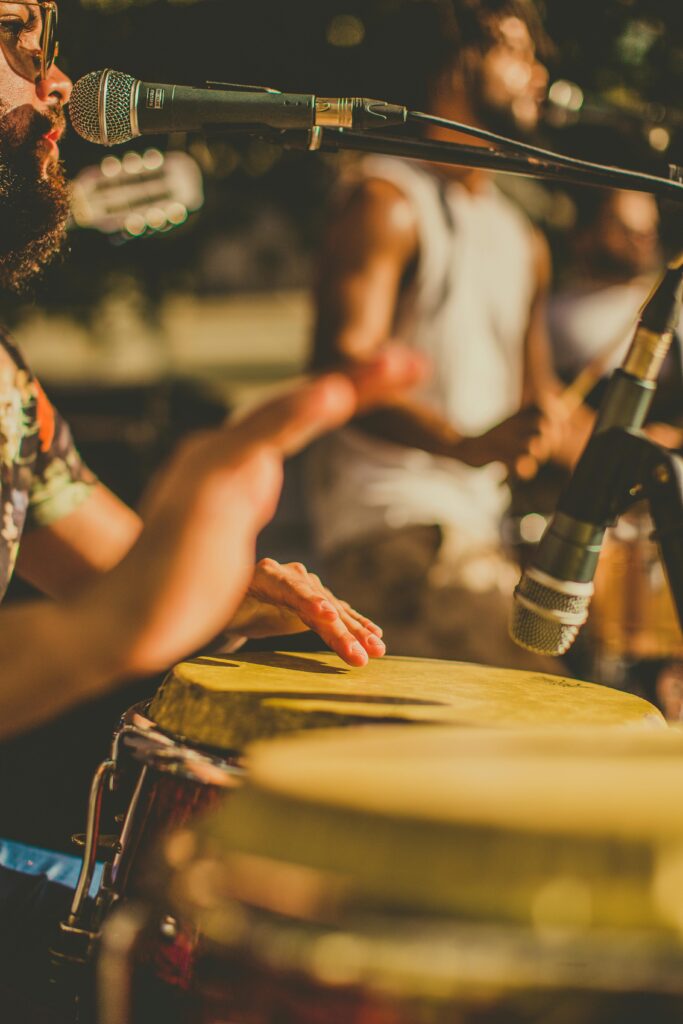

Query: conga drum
left=94, top=653, right=656, bottom=900
left=68, top=653, right=662, bottom=974
left=107, top=724, right=683, bottom=1024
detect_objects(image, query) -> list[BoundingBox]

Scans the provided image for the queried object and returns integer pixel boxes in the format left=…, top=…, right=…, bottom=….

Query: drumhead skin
left=149, top=651, right=664, bottom=750
left=156, top=724, right=683, bottom=1009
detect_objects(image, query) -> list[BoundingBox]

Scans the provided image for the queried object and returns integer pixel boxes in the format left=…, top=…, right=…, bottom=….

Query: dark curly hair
left=364, top=0, right=551, bottom=112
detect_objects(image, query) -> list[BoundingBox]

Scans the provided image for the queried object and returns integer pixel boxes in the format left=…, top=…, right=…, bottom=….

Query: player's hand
left=456, top=406, right=550, bottom=470
left=224, top=558, right=385, bottom=667
left=91, top=349, right=425, bottom=677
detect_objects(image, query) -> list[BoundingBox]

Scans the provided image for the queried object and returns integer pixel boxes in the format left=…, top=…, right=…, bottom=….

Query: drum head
left=149, top=651, right=663, bottom=751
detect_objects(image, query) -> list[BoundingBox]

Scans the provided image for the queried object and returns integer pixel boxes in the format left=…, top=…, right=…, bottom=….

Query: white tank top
left=308, top=157, right=537, bottom=555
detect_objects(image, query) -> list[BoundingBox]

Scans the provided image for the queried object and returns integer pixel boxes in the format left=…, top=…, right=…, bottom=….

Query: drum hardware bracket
left=71, top=832, right=123, bottom=854
left=63, top=700, right=246, bottom=968
left=62, top=705, right=162, bottom=945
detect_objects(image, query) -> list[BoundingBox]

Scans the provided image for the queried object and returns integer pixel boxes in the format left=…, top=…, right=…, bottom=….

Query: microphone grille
left=70, top=70, right=137, bottom=147
left=510, top=571, right=592, bottom=657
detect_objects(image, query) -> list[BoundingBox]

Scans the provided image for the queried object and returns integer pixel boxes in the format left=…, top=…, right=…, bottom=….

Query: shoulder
left=0, top=326, right=29, bottom=377
left=330, top=175, right=419, bottom=261
left=0, top=328, right=37, bottom=422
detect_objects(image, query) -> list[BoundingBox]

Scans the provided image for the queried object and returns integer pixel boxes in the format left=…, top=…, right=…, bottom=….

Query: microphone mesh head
left=70, top=70, right=137, bottom=146
left=510, top=573, right=592, bottom=657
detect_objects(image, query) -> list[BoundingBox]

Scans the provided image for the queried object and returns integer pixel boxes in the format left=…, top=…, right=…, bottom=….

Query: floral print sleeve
left=0, top=330, right=97, bottom=598
left=27, top=380, right=98, bottom=529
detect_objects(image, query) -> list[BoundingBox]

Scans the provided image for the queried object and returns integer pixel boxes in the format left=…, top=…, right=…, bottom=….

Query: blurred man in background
left=307, top=0, right=587, bottom=669
left=550, top=187, right=673, bottom=387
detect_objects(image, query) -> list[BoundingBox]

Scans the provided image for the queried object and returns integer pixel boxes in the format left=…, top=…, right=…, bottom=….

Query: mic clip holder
left=569, top=427, right=683, bottom=634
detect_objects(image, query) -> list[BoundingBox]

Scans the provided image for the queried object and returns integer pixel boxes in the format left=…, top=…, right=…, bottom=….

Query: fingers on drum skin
left=339, top=611, right=386, bottom=657
left=335, top=598, right=383, bottom=637
left=313, top=604, right=385, bottom=658
left=251, top=559, right=383, bottom=665
left=313, top=612, right=371, bottom=666
left=270, top=588, right=371, bottom=666
left=327, top=594, right=385, bottom=645
left=303, top=574, right=384, bottom=655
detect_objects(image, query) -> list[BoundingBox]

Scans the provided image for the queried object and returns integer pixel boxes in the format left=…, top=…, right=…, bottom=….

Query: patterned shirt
left=0, top=329, right=97, bottom=600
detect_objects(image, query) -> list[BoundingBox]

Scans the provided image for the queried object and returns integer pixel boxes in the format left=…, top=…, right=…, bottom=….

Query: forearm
left=0, top=596, right=130, bottom=740
left=355, top=399, right=466, bottom=459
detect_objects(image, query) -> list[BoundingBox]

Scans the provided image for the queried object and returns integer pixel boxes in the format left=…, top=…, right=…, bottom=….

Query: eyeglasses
left=0, top=2, right=58, bottom=84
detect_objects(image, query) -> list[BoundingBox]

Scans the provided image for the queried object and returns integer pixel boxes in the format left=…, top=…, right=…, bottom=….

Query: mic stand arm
left=265, top=128, right=683, bottom=203
left=564, top=427, right=683, bottom=635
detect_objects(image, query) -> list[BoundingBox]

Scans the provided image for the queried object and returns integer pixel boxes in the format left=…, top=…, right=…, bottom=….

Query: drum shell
left=110, top=759, right=237, bottom=900
left=103, top=899, right=683, bottom=1024
left=193, top=926, right=683, bottom=1024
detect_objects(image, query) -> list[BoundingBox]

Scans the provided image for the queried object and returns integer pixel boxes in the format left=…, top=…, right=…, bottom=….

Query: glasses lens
left=0, top=3, right=54, bottom=82
left=42, top=5, right=56, bottom=73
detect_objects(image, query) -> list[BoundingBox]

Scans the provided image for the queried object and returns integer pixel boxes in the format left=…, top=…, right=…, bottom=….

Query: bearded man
left=0, top=4, right=424, bottom=1013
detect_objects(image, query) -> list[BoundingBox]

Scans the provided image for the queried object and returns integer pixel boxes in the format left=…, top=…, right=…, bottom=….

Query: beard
left=471, top=88, right=532, bottom=140
left=467, top=63, right=539, bottom=141
left=0, top=103, right=70, bottom=293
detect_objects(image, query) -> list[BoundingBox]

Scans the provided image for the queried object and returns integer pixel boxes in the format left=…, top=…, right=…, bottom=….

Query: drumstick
left=513, top=366, right=618, bottom=482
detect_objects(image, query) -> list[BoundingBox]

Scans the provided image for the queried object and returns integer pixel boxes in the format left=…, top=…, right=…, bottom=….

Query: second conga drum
left=133, top=724, right=683, bottom=1024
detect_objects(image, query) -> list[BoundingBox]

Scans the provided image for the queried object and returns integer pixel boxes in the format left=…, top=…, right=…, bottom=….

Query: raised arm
left=0, top=352, right=423, bottom=740
left=312, top=177, right=549, bottom=470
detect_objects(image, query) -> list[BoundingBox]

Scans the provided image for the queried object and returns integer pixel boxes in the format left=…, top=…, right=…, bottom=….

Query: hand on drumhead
left=224, top=559, right=385, bottom=667
left=92, top=353, right=423, bottom=677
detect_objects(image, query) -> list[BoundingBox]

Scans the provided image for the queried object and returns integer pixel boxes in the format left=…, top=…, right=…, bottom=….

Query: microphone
left=69, top=69, right=408, bottom=147
left=511, top=256, right=683, bottom=656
